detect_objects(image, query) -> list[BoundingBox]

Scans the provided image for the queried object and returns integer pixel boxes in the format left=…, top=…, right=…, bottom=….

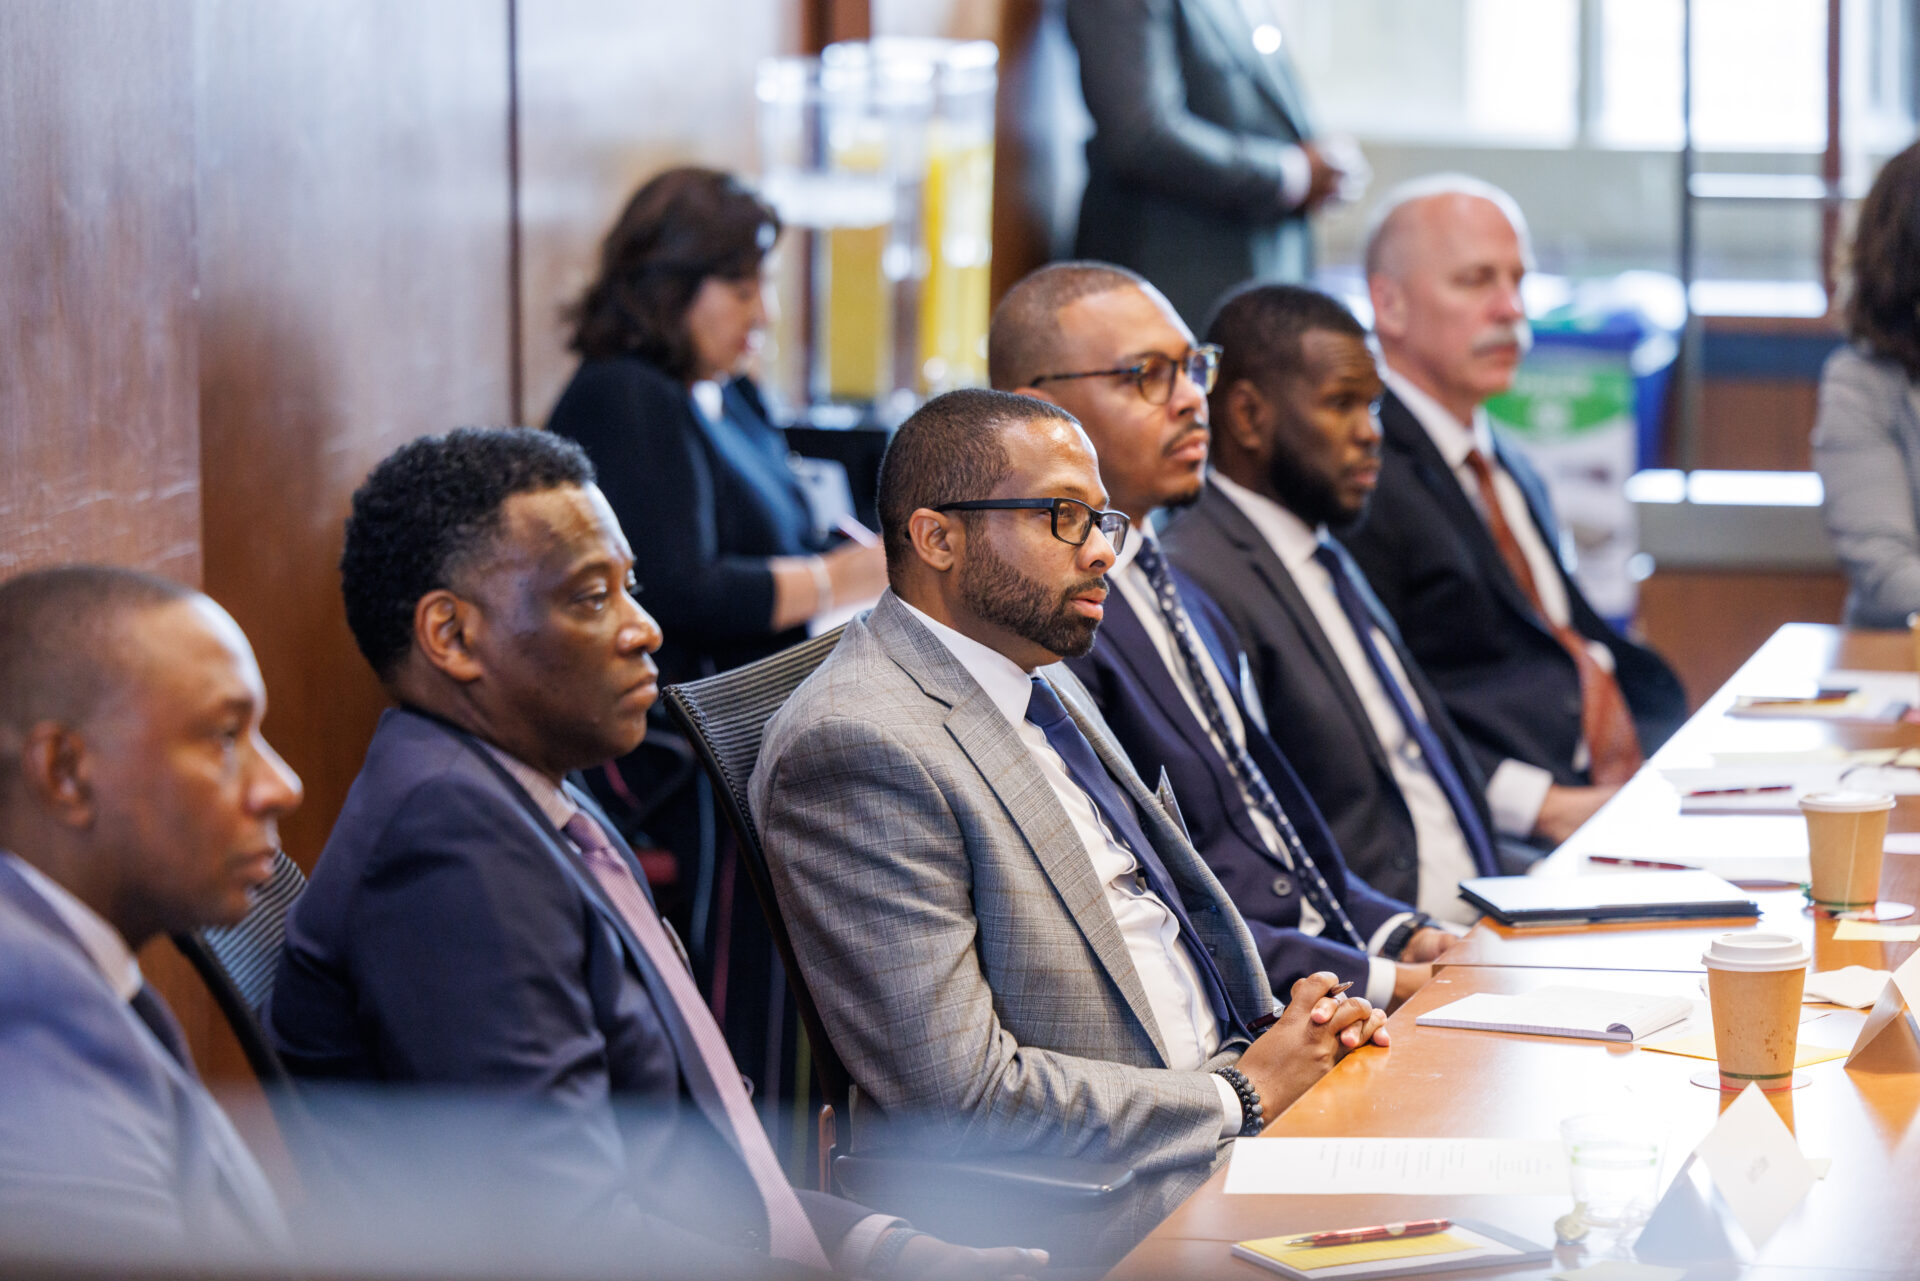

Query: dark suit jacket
left=1337, top=392, right=1687, bottom=788
left=267, top=708, right=864, bottom=1268
left=0, top=859, right=284, bottom=1258
left=547, top=356, right=821, bottom=689
left=1068, top=0, right=1317, bottom=328
left=1164, top=481, right=1498, bottom=903
left=1065, top=567, right=1411, bottom=991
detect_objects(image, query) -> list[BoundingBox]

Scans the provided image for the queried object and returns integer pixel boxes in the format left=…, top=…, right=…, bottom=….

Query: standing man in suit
left=754, top=388, right=1389, bottom=1259
left=0, top=566, right=297, bottom=1260
left=269, top=428, right=1041, bottom=1280
left=1340, top=177, right=1686, bottom=845
left=989, top=262, right=1453, bottom=1007
left=1066, top=0, right=1364, bottom=329
left=1163, top=283, right=1504, bottom=917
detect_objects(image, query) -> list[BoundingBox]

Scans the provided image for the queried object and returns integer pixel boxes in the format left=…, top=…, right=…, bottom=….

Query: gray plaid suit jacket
left=752, top=590, right=1279, bottom=1255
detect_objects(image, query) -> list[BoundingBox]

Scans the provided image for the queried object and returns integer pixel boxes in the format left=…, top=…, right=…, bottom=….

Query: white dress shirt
left=1207, top=477, right=1483, bottom=927
left=4, top=851, right=142, bottom=1001
left=1110, top=529, right=1408, bottom=1001
left=1380, top=367, right=1595, bottom=836
left=898, top=600, right=1244, bottom=1136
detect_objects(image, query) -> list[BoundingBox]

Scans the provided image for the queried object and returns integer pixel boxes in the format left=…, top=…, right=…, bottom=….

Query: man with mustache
left=1162, top=283, right=1504, bottom=919
left=753, top=389, right=1388, bottom=1262
left=269, top=428, right=1042, bottom=1279
left=989, top=262, right=1451, bottom=1011
left=0, top=566, right=298, bottom=1260
left=1338, top=177, right=1685, bottom=845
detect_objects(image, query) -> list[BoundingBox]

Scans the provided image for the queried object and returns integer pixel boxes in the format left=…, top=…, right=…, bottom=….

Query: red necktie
left=1462, top=450, right=1642, bottom=785
left=563, top=811, right=830, bottom=1269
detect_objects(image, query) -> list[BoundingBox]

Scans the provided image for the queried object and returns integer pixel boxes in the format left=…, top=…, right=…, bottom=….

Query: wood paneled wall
left=2, top=0, right=818, bottom=1088
left=0, top=2, right=201, bottom=584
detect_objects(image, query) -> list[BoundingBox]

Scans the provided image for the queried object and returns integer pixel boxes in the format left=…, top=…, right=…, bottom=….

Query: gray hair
left=1363, top=173, right=1534, bottom=277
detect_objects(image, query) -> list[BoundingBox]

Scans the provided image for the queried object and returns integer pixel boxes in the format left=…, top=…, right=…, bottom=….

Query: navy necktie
left=1131, top=538, right=1365, bottom=948
left=130, top=982, right=195, bottom=1076
left=1312, top=540, right=1498, bottom=876
left=1024, top=675, right=1249, bottom=1041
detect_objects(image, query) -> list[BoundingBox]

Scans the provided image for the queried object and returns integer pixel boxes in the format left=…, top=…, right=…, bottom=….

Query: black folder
left=1461, top=869, right=1761, bottom=927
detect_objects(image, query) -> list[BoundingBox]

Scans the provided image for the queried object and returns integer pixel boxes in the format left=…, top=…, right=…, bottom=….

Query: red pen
left=1589, top=856, right=1695, bottom=871
left=1285, top=1219, right=1450, bottom=1247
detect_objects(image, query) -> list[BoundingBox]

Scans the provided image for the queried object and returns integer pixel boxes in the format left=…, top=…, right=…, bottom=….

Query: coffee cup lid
left=1701, top=930, right=1809, bottom=972
left=1799, top=790, right=1895, bottom=814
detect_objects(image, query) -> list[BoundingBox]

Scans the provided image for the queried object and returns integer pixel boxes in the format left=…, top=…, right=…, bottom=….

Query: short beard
left=961, top=534, right=1104, bottom=660
left=1267, top=449, right=1368, bottom=533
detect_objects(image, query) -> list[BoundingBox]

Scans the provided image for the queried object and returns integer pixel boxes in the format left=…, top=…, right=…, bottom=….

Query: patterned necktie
left=1024, top=676, right=1250, bottom=1041
left=1311, top=541, right=1499, bottom=876
left=1461, top=450, right=1643, bottom=785
left=562, top=811, right=830, bottom=1270
left=130, top=982, right=195, bottom=1075
left=1131, top=538, right=1365, bottom=949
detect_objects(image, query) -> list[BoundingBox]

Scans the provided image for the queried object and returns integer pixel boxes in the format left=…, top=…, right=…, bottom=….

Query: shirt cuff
left=1276, top=143, right=1312, bottom=210
left=1487, top=758, right=1555, bottom=837
left=837, top=1213, right=911, bottom=1278
left=1364, top=955, right=1398, bottom=1008
left=1214, top=1071, right=1246, bottom=1138
left=1366, top=911, right=1414, bottom=958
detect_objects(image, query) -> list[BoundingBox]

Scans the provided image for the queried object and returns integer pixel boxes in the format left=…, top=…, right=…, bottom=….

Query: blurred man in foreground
left=0, top=566, right=299, bottom=1259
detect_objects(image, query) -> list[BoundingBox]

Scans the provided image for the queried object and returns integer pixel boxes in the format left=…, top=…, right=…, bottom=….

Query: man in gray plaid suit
left=752, top=388, right=1387, bottom=1261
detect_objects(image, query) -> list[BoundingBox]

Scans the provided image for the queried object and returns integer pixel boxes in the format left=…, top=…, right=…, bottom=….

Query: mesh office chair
left=663, top=627, right=1133, bottom=1250
left=171, top=847, right=323, bottom=1175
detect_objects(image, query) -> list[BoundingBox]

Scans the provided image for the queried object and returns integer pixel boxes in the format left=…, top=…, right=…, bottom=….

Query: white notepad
left=1415, top=986, right=1692, bottom=1043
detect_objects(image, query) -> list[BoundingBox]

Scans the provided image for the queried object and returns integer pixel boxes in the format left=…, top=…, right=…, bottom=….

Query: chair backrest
left=661, top=626, right=851, bottom=1103
left=171, top=848, right=307, bottom=1088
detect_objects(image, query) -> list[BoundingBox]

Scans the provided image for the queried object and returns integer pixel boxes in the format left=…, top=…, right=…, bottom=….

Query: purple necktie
left=563, top=811, right=830, bottom=1270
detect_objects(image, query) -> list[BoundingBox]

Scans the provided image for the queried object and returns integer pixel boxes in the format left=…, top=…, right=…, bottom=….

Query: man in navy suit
left=0, top=566, right=298, bottom=1261
left=267, top=428, right=1042, bottom=1279
left=1162, top=283, right=1506, bottom=917
left=991, top=262, right=1453, bottom=1011
left=1340, top=178, right=1686, bottom=845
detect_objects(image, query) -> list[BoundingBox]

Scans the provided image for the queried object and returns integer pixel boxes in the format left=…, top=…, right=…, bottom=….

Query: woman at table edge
left=1814, top=139, right=1920, bottom=630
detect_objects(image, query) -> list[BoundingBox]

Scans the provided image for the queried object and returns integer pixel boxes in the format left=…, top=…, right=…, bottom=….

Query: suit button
left=1271, top=875, right=1293, bottom=898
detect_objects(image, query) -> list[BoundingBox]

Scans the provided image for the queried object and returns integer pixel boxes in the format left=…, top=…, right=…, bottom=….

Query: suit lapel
left=865, top=596, right=1174, bottom=1064
left=1181, top=0, right=1311, bottom=132
left=1378, top=393, right=1556, bottom=639
left=1194, top=486, right=1398, bottom=784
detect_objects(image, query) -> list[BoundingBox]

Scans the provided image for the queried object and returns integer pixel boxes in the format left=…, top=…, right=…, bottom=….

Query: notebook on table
left=1414, top=985, right=1692, bottom=1042
left=1460, top=869, right=1759, bottom=927
left=1232, top=1219, right=1550, bottom=1278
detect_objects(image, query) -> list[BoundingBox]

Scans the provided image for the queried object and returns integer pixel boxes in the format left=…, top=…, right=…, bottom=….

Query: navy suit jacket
left=267, top=708, right=864, bottom=1267
left=0, top=859, right=284, bottom=1258
left=1164, top=480, right=1499, bottom=904
left=1065, top=565, right=1411, bottom=992
left=1338, top=393, right=1687, bottom=787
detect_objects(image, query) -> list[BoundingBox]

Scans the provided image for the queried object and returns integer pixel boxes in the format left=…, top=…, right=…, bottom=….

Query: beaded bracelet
left=1214, top=1064, right=1264, bottom=1137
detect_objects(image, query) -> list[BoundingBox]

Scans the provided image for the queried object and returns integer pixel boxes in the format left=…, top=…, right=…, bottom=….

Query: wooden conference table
left=1107, top=625, right=1920, bottom=1280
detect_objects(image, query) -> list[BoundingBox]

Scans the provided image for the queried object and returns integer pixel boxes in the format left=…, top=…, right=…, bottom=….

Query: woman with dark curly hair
left=1815, top=140, right=1920, bottom=627
left=547, top=170, right=887, bottom=1066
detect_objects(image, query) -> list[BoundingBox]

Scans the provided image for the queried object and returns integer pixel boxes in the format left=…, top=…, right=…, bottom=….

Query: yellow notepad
left=1237, top=1231, right=1477, bottom=1271
left=1639, top=1031, right=1848, bottom=1068
left=1833, top=920, right=1920, bottom=942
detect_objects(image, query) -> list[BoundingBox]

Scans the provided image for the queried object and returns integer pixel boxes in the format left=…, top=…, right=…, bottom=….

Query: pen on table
left=1589, top=856, right=1697, bottom=871
left=1285, top=1219, right=1450, bottom=1247
left=834, top=513, right=880, bottom=547
left=1683, top=784, right=1793, bottom=797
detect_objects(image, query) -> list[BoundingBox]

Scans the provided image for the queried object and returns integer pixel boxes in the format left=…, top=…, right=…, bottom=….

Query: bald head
left=988, top=260, right=1146, bottom=391
left=0, top=567, right=195, bottom=775
left=1364, top=175, right=1533, bottom=281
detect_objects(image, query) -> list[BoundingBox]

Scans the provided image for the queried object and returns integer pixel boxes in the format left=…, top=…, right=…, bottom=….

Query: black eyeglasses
left=933, top=497, right=1129, bottom=556
left=1029, top=345, right=1222, bottom=405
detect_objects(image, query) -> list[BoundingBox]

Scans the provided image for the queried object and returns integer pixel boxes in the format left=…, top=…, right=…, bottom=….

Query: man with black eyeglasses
left=753, top=387, right=1387, bottom=1262
left=992, top=262, right=1452, bottom=1017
